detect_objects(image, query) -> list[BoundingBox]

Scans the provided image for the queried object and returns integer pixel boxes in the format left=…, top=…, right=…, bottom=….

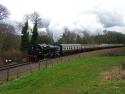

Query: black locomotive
left=27, top=44, right=124, bottom=62
left=27, top=44, right=59, bottom=62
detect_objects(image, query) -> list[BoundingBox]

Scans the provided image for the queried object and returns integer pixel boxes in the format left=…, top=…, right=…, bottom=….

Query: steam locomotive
left=27, top=44, right=124, bottom=62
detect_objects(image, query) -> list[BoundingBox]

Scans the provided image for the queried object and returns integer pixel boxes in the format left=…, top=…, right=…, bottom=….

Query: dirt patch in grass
left=101, top=62, right=125, bottom=80
left=101, top=69, right=125, bottom=80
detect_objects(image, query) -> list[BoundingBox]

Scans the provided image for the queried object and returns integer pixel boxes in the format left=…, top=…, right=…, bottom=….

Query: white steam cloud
left=1, top=0, right=125, bottom=40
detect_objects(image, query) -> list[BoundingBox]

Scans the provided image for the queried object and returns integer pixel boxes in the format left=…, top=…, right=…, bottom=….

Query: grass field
left=0, top=56, right=125, bottom=94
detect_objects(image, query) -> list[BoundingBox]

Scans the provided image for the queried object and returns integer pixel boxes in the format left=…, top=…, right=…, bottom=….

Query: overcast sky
left=1, top=0, right=125, bottom=40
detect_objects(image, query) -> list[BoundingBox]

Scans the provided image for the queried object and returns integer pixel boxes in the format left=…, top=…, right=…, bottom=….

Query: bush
left=0, top=49, right=23, bottom=64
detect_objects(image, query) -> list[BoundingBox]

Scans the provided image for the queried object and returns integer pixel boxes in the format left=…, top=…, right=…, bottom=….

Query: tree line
left=58, top=28, right=125, bottom=44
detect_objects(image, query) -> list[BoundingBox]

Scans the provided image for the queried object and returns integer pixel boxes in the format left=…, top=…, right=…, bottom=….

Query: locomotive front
left=27, top=44, right=48, bottom=62
left=27, top=44, right=61, bottom=62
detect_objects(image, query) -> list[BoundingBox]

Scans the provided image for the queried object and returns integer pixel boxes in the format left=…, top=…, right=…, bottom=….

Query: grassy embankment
left=0, top=56, right=125, bottom=94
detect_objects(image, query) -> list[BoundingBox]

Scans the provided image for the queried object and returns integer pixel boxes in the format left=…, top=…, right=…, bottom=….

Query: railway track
left=0, top=63, right=31, bottom=71
left=0, top=59, right=48, bottom=71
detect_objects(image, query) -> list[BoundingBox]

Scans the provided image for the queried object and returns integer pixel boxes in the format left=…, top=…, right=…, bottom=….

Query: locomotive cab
left=27, top=44, right=47, bottom=62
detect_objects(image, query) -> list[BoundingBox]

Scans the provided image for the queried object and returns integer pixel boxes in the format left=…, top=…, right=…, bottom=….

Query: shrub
left=0, top=49, right=23, bottom=64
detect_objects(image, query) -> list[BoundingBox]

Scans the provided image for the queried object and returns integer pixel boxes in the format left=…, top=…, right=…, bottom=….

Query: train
left=27, top=44, right=124, bottom=62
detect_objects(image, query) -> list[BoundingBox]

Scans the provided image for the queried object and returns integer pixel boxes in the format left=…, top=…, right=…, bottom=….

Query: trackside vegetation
left=0, top=56, right=125, bottom=94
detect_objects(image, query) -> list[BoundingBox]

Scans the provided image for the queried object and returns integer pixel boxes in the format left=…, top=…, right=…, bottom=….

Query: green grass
left=0, top=56, right=125, bottom=94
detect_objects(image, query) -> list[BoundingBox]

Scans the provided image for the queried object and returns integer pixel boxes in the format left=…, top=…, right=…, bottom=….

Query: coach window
left=71, top=46, right=73, bottom=50
left=65, top=47, right=67, bottom=50
left=75, top=46, right=77, bottom=50
left=66, top=47, right=68, bottom=50
left=78, top=46, right=80, bottom=49
left=63, top=47, right=65, bottom=50
left=71, top=46, right=72, bottom=50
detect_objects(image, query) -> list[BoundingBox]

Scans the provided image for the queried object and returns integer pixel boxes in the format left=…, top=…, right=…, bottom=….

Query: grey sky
left=1, top=0, right=125, bottom=40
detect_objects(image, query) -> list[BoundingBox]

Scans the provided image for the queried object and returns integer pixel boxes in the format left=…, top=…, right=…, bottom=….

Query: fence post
left=59, top=58, right=61, bottom=63
left=16, top=68, right=19, bottom=79
left=60, top=57, right=64, bottom=63
left=45, top=60, right=48, bottom=69
left=57, top=58, right=59, bottom=64
left=50, top=60, right=54, bottom=67
left=30, top=63, right=32, bottom=73
left=6, top=68, right=9, bottom=81
left=51, top=60, right=53, bottom=67
left=38, top=61, right=41, bottom=71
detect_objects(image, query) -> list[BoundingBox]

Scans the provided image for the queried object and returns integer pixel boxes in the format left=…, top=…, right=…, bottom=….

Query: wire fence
left=0, top=53, right=82, bottom=84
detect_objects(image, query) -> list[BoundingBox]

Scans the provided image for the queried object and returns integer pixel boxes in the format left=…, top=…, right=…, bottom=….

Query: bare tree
left=30, top=12, right=41, bottom=22
left=26, top=12, right=42, bottom=27
left=0, top=4, right=9, bottom=20
left=0, top=23, right=22, bottom=64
